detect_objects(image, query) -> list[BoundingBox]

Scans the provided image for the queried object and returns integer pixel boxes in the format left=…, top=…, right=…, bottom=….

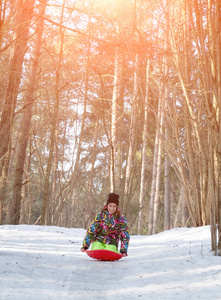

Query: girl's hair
left=104, top=205, right=121, bottom=217
left=115, top=206, right=121, bottom=218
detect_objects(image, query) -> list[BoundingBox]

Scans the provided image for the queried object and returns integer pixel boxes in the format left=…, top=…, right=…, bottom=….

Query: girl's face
left=107, top=203, right=117, bottom=215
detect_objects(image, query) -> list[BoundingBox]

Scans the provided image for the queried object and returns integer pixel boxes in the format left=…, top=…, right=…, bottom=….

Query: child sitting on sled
left=81, top=193, right=130, bottom=256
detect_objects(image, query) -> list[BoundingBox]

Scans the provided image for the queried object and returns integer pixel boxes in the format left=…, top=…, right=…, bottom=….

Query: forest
left=0, top=0, right=221, bottom=253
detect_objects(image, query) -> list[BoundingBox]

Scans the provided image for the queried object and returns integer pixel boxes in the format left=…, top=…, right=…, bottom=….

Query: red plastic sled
left=85, top=249, right=123, bottom=261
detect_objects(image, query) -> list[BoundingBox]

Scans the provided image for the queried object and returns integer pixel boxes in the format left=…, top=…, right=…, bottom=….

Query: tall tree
left=0, top=0, right=35, bottom=223
left=123, top=53, right=139, bottom=214
left=138, top=58, right=150, bottom=234
left=9, top=0, right=47, bottom=224
left=148, top=92, right=164, bottom=235
left=216, top=0, right=221, bottom=253
left=41, top=0, right=65, bottom=225
left=110, top=46, right=120, bottom=192
left=164, top=85, right=171, bottom=231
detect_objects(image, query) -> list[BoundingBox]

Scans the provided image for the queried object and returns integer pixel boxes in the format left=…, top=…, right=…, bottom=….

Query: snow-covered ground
left=0, top=224, right=221, bottom=300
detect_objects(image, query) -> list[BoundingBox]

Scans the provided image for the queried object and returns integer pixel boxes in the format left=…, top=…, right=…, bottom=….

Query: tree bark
left=123, top=53, right=139, bottom=215
left=216, top=0, right=221, bottom=253
left=10, top=0, right=46, bottom=225
left=164, top=135, right=171, bottom=230
left=41, top=0, right=65, bottom=225
left=148, top=94, right=164, bottom=235
left=0, top=0, right=35, bottom=224
left=110, top=46, right=120, bottom=192
left=138, top=58, right=150, bottom=234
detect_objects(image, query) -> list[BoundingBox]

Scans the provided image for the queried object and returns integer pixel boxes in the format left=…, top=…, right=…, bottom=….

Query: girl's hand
left=122, top=253, right=127, bottom=257
left=81, top=247, right=86, bottom=252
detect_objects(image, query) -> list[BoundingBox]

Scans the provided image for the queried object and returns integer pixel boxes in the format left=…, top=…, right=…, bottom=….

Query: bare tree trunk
left=116, top=55, right=125, bottom=192
left=209, top=127, right=218, bottom=252
left=152, top=96, right=164, bottom=234
left=164, top=143, right=171, bottom=230
left=164, top=2, right=171, bottom=232
left=0, top=0, right=35, bottom=224
left=138, top=58, right=150, bottom=234
left=41, top=0, right=65, bottom=225
left=10, top=0, right=46, bottom=225
left=110, top=46, right=120, bottom=192
left=148, top=87, right=163, bottom=234
left=88, top=118, right=99, bottom=197
left=216, top=0, right=221, bottom=253
left=174, top=185, right=186, bottom=227
left=123, top=53, right=138, bottom=215
left=206, top=0, right=221, bottom=254
left=148, top=94, right=164, bottom=235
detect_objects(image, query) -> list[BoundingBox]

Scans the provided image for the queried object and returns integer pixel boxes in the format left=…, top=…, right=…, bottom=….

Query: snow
left=1, top=225, right=221, bottom=300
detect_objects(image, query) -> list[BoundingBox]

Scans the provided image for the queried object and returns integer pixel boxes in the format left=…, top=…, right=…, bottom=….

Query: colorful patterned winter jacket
left=82, top=206, right=130, bottom=254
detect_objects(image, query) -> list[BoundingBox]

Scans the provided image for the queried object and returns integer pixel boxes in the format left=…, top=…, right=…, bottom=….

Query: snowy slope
left=0, top=225, right=221, bottom=300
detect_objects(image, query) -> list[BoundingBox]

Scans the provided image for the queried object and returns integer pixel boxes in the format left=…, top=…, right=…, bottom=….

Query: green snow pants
left=91, top=241, right=119, bottom=253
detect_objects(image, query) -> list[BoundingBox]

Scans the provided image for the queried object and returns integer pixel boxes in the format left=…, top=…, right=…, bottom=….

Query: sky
left=1, top=224, right=221, bottom=299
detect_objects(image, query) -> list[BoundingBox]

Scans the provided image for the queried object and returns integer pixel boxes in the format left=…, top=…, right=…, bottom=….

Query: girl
left=81, top=193, right=130, bottom=256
